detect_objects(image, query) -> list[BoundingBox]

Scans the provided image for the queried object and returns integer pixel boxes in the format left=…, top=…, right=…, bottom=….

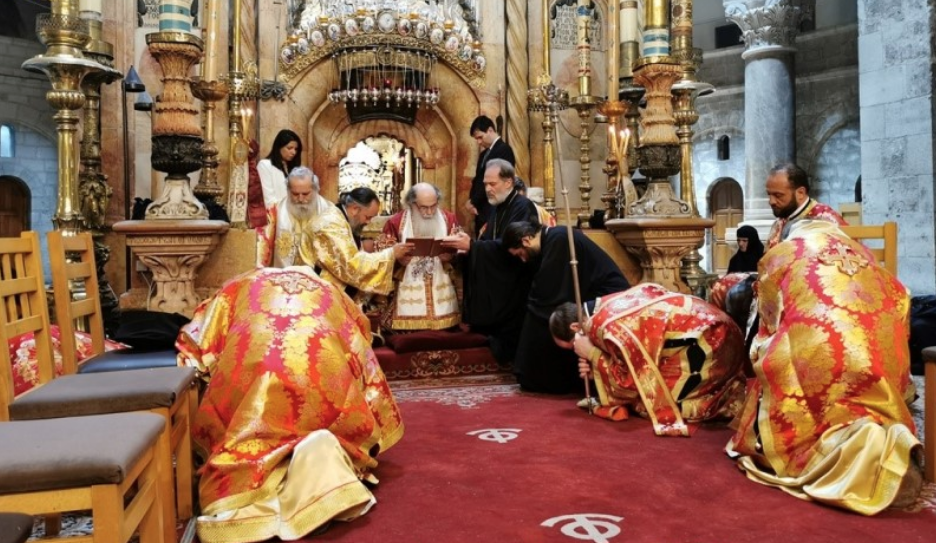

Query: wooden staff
left=550, top=112, right=592, bottom=413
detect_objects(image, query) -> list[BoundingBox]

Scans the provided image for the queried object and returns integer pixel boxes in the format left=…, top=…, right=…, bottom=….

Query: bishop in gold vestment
left=177, top=266, right=404, bottom=543
left=257, top=166, right=398, bottom=297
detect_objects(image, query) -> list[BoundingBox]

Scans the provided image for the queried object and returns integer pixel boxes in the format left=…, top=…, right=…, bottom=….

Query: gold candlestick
left=192, top=78, right=228, bottom=202
left=22, top=1, right=108, bottom=234
left=570, top=94, right=600, bottom=225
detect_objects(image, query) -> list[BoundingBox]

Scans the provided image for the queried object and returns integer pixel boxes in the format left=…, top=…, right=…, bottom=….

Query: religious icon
left=362, top=16, right=375, bottom=33
left=429, top=27, right=444, bottom=45
left=458, top=43, right=473, bottom=61
left=445, top=35, right=459, bottom=51
left=473, top=54, right=486, bottom=72
left=398, top=19, right=411, bottom=36
left=310, top=30, right=325, bottom=47
left=345, top=18, right=359, bottom=37
left=328, top=23, right=341, bottom=41
left=296, top=37, right=310, bottom=55
left=415, top=22, right=428, bottom=39
left=281, top=47, right=296, bottom=64
left=377, top=11, right=396, bottom=33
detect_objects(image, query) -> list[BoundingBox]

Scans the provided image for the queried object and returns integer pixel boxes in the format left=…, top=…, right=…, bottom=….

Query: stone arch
left=798, top=104, right=857, bottom=177
left=279, top=57, right=482, bottom=228
left=0, top=175, right=31, bottom=235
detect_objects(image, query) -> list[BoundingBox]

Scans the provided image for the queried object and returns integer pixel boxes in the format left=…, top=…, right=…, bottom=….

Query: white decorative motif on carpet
left=392, top=383, right=520, bottom=408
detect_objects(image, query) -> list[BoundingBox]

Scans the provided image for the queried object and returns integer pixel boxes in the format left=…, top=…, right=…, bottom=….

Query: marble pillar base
left=113, top=219, right=229, bottom=316
left=605, top=217, right=714, bottom=294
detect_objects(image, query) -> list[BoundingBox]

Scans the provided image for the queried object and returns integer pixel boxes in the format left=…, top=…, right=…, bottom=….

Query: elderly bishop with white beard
left=381, top=182, right=462, bottom=330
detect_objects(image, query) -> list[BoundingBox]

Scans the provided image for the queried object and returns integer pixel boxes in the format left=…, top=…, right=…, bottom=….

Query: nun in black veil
left=727, top=225, right=765, bottom=273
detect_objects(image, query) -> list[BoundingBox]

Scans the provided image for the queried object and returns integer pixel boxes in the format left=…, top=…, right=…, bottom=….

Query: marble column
left=725, top=0, right=804, bottom=225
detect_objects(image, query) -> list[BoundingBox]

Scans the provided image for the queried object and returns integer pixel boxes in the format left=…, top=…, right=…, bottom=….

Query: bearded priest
left=380, top=182, right=462, bottom=330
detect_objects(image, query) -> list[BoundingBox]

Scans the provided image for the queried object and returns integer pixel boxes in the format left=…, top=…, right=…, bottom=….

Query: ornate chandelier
left=280, top=1, right=484, bottom=123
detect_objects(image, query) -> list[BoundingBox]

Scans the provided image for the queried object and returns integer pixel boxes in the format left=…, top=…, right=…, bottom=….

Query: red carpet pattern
left=315, top=386, right=936, bottom=543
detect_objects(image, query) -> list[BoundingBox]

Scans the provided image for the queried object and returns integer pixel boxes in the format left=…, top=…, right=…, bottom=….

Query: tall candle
left=576, top=0, right=592, bottom=96
left=159, top=0, right=192, bottom=33
left=620, top=0, right=639, bottom=43
left=607, top=0, right=619, bottom=99
left=643, top=0, right=670, bottom=57
left=79, top=0, right=102, bottom=14
left=202, top=0, right=219, bottom=80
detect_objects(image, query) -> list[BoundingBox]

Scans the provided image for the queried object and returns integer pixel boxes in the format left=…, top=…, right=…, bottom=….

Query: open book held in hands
left=409, top=237, right=458, bottom=257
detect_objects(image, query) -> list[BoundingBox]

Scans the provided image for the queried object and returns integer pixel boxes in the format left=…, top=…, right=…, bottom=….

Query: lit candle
left=576, top=0, right=592, bottom=97
left=79, top=0, right=102, bottom=14
left=202, top=0, right=219, bottom=80
left=159, top=0, right=192, bottom=33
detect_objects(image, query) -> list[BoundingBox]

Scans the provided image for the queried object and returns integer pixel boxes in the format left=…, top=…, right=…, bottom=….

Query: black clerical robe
left=469, top=138, right=515, bottom=235
left=514, top=226, right=630, bottom=394
left=462, top=190, right=537, bottom=363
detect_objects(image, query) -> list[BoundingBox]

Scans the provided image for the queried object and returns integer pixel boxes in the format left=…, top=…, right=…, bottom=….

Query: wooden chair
left=47, top=230, right=197, bottom=522
left=0, top=513, right=37, bottom=543
left=0, top=233, right=168, bottom=543
left=0, top=231, right=196, bottom=543
left=840, top=222, right=898, bottom=275
left=47, top=231, right=178, bottom=374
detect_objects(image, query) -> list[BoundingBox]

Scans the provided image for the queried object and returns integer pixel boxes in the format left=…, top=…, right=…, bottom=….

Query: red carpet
left=310, top=385, right=936, bottom=543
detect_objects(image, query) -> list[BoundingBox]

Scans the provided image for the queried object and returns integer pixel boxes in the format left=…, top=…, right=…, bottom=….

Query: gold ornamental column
left=22, top=0, right=108, bottom=234
left=605, top=0, right=712, bottom=294
left=671, top=0, right=716, bottom=295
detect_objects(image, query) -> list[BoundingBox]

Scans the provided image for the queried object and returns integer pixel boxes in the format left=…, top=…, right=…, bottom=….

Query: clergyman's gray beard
left=487, top=190, right=508, bottom=206
left=411, top=212, right=440, bottom=238
left=288, top=201, right=314, bottom=221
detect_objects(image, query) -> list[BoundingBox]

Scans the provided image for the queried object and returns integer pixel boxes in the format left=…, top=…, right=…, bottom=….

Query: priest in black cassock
left=443, top=158, right=538, bottom=364
left=502, top=221, right=630, bottom=394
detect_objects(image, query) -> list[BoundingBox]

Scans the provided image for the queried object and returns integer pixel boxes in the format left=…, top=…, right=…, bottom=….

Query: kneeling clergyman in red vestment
left=727, top=219, right=922, bottom=515
left=550, top=283, right=748, bottom=436
left=176, top=266, right=404, bottom=543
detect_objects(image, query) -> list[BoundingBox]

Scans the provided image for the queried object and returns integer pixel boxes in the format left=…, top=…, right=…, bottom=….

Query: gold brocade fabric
left=586, top=284, right=747, bottom=436
left=727, top=221, right=920, bottom=515
left=176, top=267, right=404, bottom=540
left=300, top=199, right=396, bottom=295
left=766, top=199, right=846, bottom=249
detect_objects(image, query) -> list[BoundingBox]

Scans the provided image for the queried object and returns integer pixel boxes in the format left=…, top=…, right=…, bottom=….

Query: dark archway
left=0, top=175, right=30, bottom=237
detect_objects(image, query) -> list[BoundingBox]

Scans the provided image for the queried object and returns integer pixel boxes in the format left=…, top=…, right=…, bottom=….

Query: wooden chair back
left=47, top=230, right=105, bottom=374
left=0, top=232, right=55, bottom=422
left=840, top=222, right=898, bottom=276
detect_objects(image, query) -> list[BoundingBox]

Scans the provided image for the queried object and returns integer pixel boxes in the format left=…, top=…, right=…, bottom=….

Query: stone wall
left=693, top=23, right=861, bottom=271
left=0, top=35, right=57, bottom=278
left=858, top=0, right=935, bottom=295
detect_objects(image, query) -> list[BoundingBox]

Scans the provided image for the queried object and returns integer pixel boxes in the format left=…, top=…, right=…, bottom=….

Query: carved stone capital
left=113, top=219, right=230, bottom=316
left=605, top=217, right=714, bottom=293
left=724, top=0, right=806, bottom=50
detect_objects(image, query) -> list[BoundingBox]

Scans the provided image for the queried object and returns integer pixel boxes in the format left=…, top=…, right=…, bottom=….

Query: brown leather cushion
left=385, top=330, right=488, bottom=354
left=0, top=513, right=33, bottom=543
left=0, top=413, right=163, bottom=493
left=9, top=367, right=195, bottom=421
left=78, top=349, right=179, bottom=374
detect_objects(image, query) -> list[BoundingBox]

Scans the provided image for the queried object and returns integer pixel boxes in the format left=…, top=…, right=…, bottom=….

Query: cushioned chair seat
left=0, top=413, right=164, bottom=493
left=0, top=513, right=34, bottom=543
left=9, top=367, right=195, bottom=421
left=78, top=348, right=179, bottom=374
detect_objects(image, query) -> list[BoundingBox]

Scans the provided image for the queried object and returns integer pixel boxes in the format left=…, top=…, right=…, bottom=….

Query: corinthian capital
left=724, top=0, right=810, bottom=50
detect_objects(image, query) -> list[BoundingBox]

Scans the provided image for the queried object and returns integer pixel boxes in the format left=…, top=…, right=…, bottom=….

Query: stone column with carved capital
left=724, top=0, right=807, bottom=226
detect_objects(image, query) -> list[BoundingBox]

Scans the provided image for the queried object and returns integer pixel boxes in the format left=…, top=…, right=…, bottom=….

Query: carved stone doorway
left=708, top=177, right=744, bottom=274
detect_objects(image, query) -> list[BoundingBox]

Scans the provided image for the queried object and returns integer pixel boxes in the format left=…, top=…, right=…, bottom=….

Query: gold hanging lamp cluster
left=279, top=1, right=485, bottom=123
